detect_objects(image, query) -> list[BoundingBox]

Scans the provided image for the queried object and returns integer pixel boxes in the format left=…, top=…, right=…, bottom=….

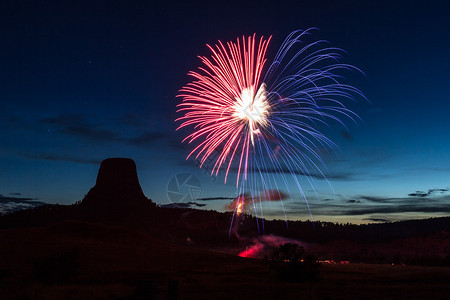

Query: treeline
left=239, top=216, right=450, bottom=244
left=1, top=203, right=449, bottom=265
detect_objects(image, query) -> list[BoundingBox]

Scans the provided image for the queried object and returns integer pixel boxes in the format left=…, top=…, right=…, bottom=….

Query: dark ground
left=1, top=220, right=449, bottom=300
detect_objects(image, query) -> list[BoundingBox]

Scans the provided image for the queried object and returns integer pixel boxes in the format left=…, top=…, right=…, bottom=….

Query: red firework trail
left=176, top=35, right=272, bottom=185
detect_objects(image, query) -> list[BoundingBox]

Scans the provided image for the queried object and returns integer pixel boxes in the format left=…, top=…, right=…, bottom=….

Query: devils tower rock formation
left=81, top=158, right=155, bottom=215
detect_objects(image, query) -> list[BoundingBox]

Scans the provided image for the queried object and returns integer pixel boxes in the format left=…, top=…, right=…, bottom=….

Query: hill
left=1, top=158, right=449, bottom=298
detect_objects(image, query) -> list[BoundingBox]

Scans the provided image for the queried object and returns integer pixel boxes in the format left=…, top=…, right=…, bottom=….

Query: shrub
left=271, top=243, right=320, bottom=282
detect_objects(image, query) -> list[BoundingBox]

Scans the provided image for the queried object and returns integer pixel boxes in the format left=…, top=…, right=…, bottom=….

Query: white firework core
left=232, top=83, right=269, bottom=145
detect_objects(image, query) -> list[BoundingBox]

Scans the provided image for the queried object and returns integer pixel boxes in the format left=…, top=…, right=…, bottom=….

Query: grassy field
left=1, top=221, right=449, bottom=299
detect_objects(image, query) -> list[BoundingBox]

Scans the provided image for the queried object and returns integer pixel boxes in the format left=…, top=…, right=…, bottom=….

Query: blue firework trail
left=176, top=28, right=365, bottom=235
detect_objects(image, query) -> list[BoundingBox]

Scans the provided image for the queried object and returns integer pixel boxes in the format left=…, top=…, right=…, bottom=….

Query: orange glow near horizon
left=236, top=201, right=243, bottom=215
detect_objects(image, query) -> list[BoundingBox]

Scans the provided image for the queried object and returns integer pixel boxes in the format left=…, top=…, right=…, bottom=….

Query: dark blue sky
left=1, top=0, right=450, bottom=223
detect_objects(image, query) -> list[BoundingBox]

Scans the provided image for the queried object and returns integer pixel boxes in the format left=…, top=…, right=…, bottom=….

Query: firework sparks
left=177, top=29, right=364, bottom=229
left=225, top=194, right=248, bottom=215
left=177, top=34, right=271, bottom=184
left=236, top=201, right=243, bottom=215
left=232, top=83, right=270, bottom=146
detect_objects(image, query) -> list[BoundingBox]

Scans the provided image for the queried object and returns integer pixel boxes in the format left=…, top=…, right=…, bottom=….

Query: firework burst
left=176, top=29, right=364, bottom=229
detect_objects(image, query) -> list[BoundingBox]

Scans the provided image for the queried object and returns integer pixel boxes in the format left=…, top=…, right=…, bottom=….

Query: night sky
left=1, top=0, right=450, bottom=224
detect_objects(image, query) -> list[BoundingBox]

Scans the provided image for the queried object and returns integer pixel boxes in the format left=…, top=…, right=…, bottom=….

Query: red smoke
left=238, top=235, right=304, bottom=259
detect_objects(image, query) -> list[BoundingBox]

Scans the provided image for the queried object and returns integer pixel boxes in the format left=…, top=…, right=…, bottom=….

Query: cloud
left=408, top=188, right=448, bottom=197
left=0, top=194, right=46, bottom=214
left=0, top=194, right=39, bottom=202
left=407, top=166, right=450, bottom=173
left=118, top=113, right=176, bottom=133
left=341, top=131, right=353, bottom=141
left=429, top=188, right=448, bottom=194
left=313, top=194, right=450, bottom=216
left=41, top=114, right=121, bottom=142
left=117, top=113, right=149, bottom=129
left=346, top=199, right=361, bottom=203
left=175, top=188, right=450, bottom=221
left=363, top=217, right=391, bottom=223
left=408, top=191, right=428, bottom=197
left=23, top=153, right=101, bottom=165
left=225, top=189, right=288, bottom=213
left=338, top=204, right=450, bottom=216
left=357, top=195, right=395, bottom=203
left=39, top=113, right=166, bottom=147
left=267, top=193, right=450, bottom=220
left=175, top=146, right=357, bottom=181
left=169, top=139, right=191, bottom=151
left=128, top=132, right=165, bottom=146
left=246, top=167, right=355, bottom=181
left=9, top=192, right=21, bottom=196
left=159, top=202, right=206, bottom=208
left=175, top=145, right=394, bottom=185
left=197, top=197, right=236, bottom=201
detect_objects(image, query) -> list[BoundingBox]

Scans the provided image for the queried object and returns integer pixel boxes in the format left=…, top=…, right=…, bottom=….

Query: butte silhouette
left=80, top=158, right=156, bottom=221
